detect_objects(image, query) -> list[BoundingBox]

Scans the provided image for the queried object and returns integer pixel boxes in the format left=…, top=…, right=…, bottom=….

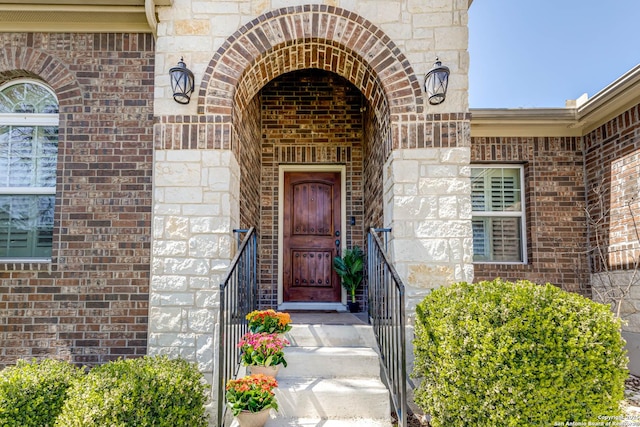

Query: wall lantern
left=424, top=57, right=450, bottom=105
left=169, top=57, right=195, bottom=104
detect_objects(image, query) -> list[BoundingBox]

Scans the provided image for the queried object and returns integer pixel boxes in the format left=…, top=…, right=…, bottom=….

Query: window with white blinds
left=0, top=80, right=58, bottom=259
left=471, top=166, right=525, bottom=263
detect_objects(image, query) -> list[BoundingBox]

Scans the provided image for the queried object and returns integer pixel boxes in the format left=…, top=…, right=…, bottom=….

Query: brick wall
left=234, top=95, right=261, bottom=231
left=584, top=104, right=640, bottom=273
left=471, top=136, right=589, bottom=294
left=0, top=33, right=154, bottom=368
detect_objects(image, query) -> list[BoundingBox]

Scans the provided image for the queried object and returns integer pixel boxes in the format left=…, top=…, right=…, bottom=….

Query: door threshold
left=278, top=302, right=347, bottom=312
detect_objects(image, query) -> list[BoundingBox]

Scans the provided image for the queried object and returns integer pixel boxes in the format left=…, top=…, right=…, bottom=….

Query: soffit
left=0, top=0, right=171, bottom=33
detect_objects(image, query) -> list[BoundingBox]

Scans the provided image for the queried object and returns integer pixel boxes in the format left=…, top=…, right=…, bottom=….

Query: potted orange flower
left=225, top=374, right=278, bottom=427
left=246, top=309, right=292, bottom=334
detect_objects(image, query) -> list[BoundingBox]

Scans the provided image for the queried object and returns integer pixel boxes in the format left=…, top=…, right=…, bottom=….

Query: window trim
left=471, top=164, right=527, bottom=265
left=0, top=79, right=58, bottom=262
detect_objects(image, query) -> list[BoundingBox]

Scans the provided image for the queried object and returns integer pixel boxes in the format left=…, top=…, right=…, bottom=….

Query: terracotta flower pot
left=236, top=408, right=271, bottom=427
left=248, top=364, right=280, bottom=378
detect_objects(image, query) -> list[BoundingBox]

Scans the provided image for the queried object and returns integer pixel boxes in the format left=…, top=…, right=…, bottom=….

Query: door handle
left=335, top=239, right=340, bottom=247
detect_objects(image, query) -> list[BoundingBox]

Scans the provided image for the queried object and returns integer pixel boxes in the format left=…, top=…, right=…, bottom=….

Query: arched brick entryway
left=195, top=5, right=419, bottom=308
left=149, top=1, right=472, bottom=392
left=199, top=5, right=422, bottom=119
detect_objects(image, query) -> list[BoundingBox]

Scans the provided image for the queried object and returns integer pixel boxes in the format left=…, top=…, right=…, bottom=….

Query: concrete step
left=227, top=322, right=392, bottom=427
left=264, top=416, right=392, bottom=426
left=231, top=414, right=391, bottom=427
left=274, top=377, right=391, bottom=420
left=284, top=324, right=377, bottom=348
left=280, top=346, right=381, bottom=378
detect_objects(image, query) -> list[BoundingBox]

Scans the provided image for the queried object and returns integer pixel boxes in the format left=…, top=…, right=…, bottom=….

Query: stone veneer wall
left=471, top=136, right=588, bottom=295
left=385, top=145, right=473, bottom=317
left=0, top=33, right=154, bottom=368
left=149, top=149, right=240, bottom=386
left=154, top=1, right=469, bottom=118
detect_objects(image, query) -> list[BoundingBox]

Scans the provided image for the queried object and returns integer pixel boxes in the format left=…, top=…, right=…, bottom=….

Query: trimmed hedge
left=0, top=358, right=83, bottom=427
left=55, top=356, right=208, bottom=427
left=413, top=279, right=628, bottom=427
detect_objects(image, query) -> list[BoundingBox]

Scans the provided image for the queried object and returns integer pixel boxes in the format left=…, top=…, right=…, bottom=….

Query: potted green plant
left=333, top=245, right=364, bottom=313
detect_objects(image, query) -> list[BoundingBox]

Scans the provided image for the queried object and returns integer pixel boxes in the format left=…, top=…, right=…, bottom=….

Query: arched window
left=0, top=80, right=59, bottom=259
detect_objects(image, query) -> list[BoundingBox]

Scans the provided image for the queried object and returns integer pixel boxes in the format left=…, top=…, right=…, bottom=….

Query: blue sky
left=468, top=0, right=640, bottom=108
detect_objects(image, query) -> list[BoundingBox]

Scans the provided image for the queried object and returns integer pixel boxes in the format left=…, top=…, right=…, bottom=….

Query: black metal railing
left=367, top=227, right=407, bottom=427
left=216, top=227, right=258, bottom=427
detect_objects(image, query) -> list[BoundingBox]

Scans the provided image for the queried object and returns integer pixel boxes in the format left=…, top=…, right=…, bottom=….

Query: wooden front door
left=283, top=171, right=342, bottom=303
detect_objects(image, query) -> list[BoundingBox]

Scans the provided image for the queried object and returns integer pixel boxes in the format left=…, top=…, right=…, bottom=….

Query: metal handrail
left=367, top=227, right=407, bottom=427
left=216, top=227, right=258, bottom=427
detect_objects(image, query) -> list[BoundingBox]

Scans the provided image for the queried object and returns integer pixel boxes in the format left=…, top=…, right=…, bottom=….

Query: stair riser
left=280, top=348, right=381, bottom=378
left=284, top=325, right=377, bottom=348
left=262, top=417, right=392, bottom=427
left=274, top=385, right=390, bottom=419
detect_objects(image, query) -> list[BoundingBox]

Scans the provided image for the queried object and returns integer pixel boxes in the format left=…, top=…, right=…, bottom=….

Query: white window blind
left=471, top=166, right=525, bottom=263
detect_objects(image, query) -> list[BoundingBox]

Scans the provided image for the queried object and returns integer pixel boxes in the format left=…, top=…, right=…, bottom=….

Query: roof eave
left=0, top=3, right=154, bottom=34
left=470, top=108, right=582, bottom=137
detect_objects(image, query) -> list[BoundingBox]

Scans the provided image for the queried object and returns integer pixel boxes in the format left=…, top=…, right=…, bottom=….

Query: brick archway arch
left=198, top=4, right=423, bottom=117
left=0, top=47, right=83, bottom=107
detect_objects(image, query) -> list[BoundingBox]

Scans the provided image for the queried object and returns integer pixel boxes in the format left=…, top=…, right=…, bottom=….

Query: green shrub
left=56, top=355, right=208, bottom=427
left=0, top=358, right=83, bottom=427
left=413, top=278, right=628, bottom=427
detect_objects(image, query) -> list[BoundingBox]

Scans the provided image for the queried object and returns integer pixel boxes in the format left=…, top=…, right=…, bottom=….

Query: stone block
left=438, top=195, right=459, bottom=218
left=154, top=240, right=188, bottom=257
left=434, top=26, right=468, bottom=51
left=196, top=290, right=219, bottom=308
left=440, top=147, right=470, bottom=164
left=393, top=195, right=438, bottom=220
left=188, top=309, right=215, bottom=333
left=419, top=177, right=469, bottom=195
left=390, top=160, right=419, bottom=183
left=189, top=235, right=220, bottom=257
left=149, top=307, right=183, bottom=332
left=175, top=19, right=210, bottom=36
left=154, top=332, right=196, bottom=348
left=158, top=292, right=195, bottom=306
left=190, top=277, right=213, bottom=290
left=413, top=12, right=453, bottom=27
left=164, top=216, right=190, bottom=239
left=151, top=275, right=188, bottom=292
left=415, top=220, right=471, bottom=239
left=164, top=257, right=210, bottom=276
left=424, top=164, right=459, bottom=178
left=165, top=187, right=203, bottom=203
left=155, top=161, right=201, bottom=186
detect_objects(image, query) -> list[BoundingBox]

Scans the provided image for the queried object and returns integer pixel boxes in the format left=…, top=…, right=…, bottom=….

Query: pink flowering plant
left=225, top=374, right=278, bottom=416
left=238, top=332, right=290, bottom=367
